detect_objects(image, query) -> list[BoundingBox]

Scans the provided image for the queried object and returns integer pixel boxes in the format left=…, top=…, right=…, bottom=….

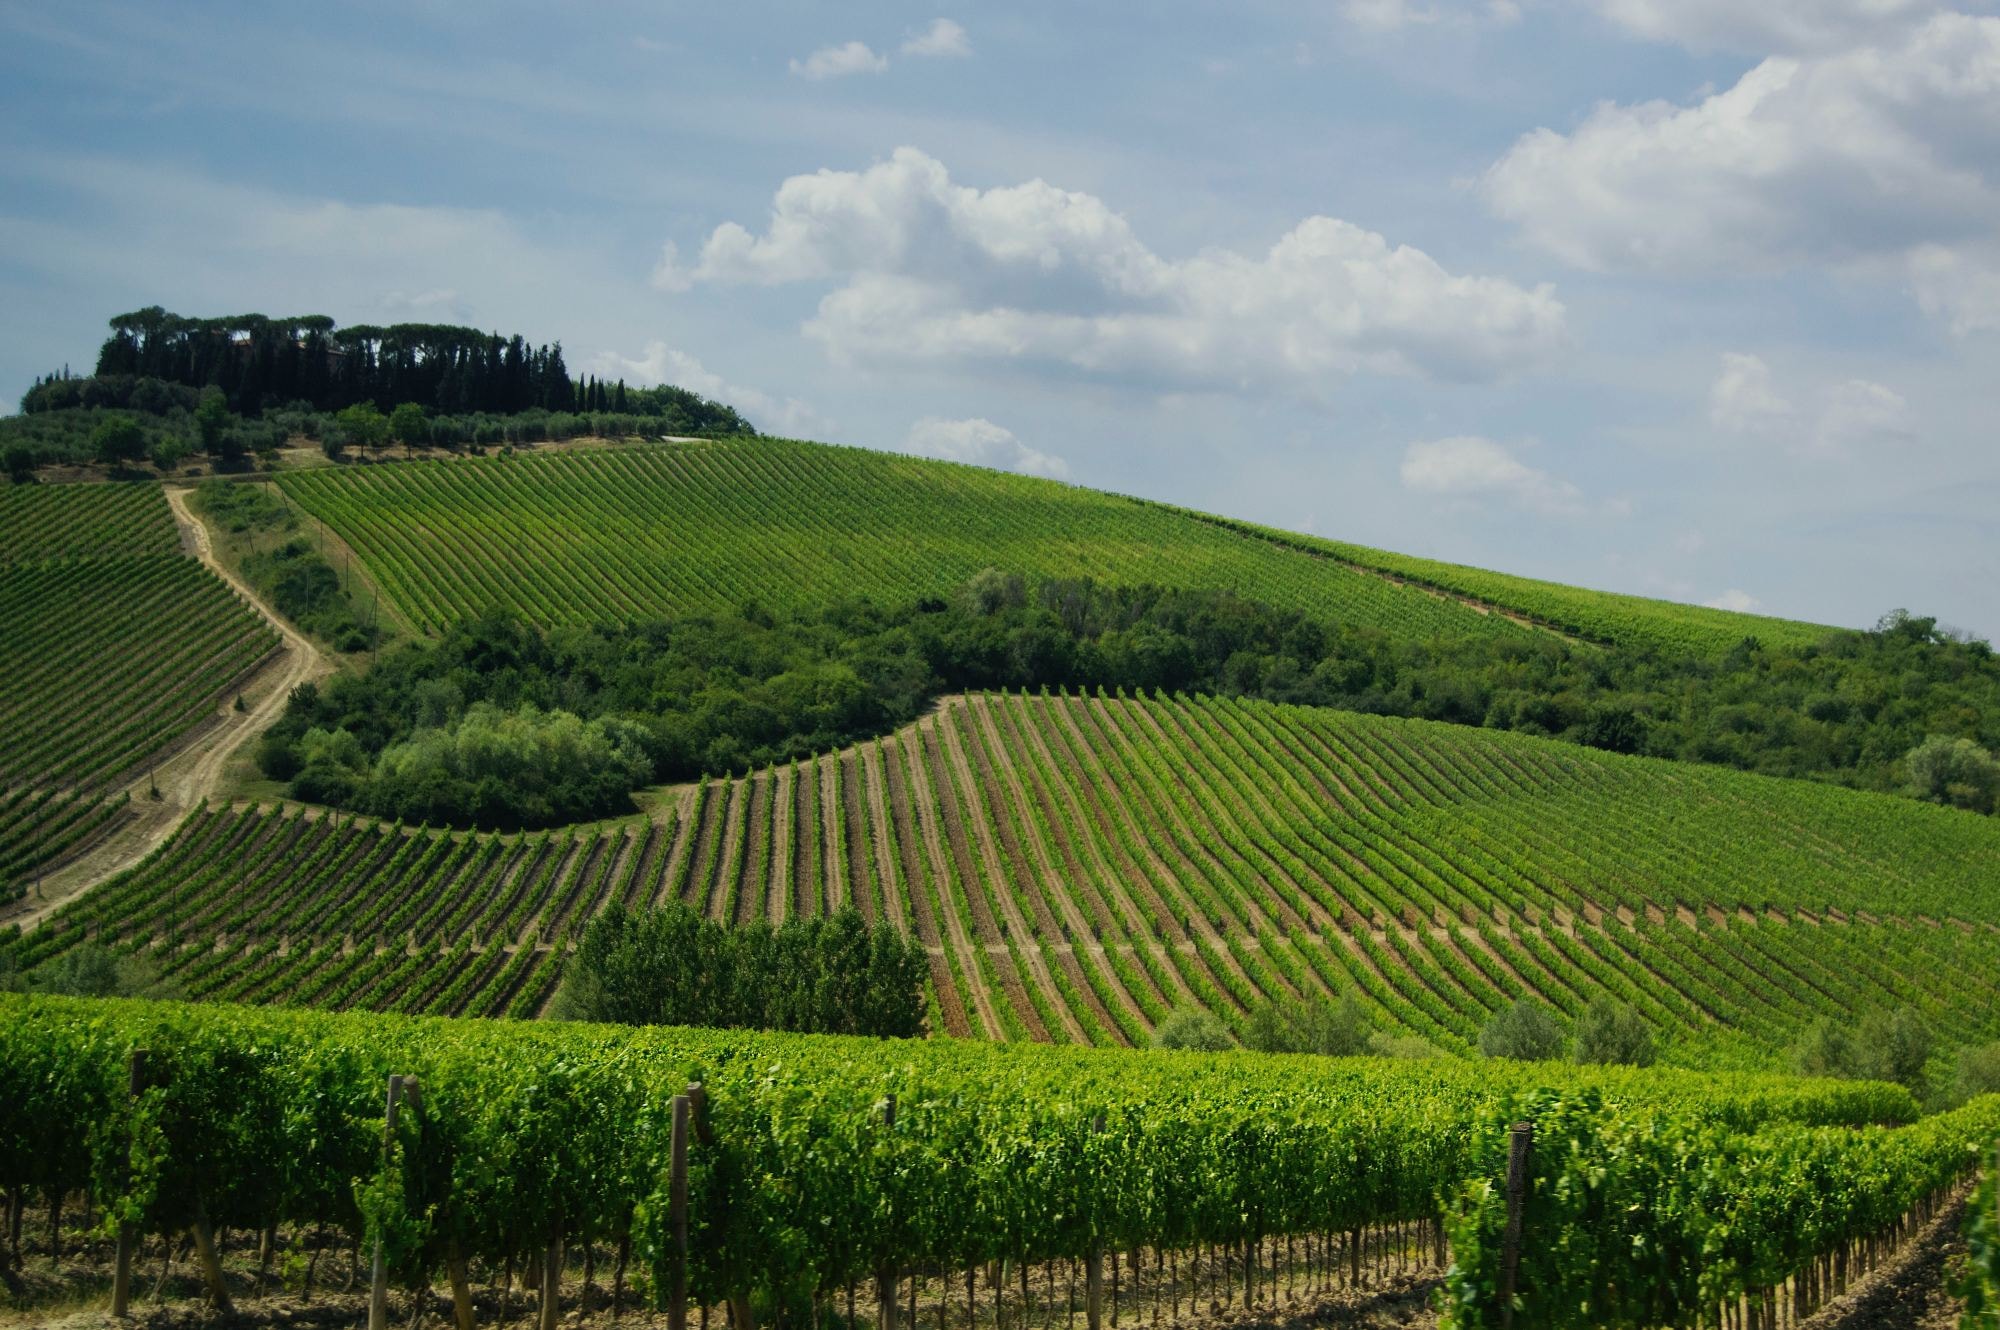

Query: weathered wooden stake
left=540, top=1235, right=564, bottom=1330
left=669, top=1093, right=691, bottom=1330
left=190, top=1205, right=232, bottom=1311
left=447, top=1245, right=476, bottom=1330
left=367, top=1074, right=405, bottom=1330
left=111, top=1048, right=149, bottom=1318
left=1498, top=1122, right=1533, bottom=1330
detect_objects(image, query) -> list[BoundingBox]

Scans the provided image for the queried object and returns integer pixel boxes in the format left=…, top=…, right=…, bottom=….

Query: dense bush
left=255, top=571, right=2000, bottom=830
left=1571, top=1000, right=1656, bottom=1067
left=1, top=942, right=181, bottom=1000
left=1790, top=1008, right=1933, bottom=1092
left=548, top=901, right=927, bottom=1037
left=1151, top=1008, right=1235, bottom=1051
left=1478, top=1000, right=1567, bottom=1062
left=1241, top=993, right=1373, bottom=1056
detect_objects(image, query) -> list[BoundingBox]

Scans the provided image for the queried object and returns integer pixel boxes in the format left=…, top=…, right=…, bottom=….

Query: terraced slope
left=1187, top=511, right=1834, bottom=654
left=28, top=692, right=2000, bottom=1060
left=276, top=437, right=1831, bottom=653
left=0, top=484, right=279, bottom=895
left=278, top=441, right=1541, bottom=640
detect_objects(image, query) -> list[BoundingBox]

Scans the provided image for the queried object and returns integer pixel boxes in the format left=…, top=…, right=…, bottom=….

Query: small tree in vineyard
left=1478, top=998, right=1567, bottom=1062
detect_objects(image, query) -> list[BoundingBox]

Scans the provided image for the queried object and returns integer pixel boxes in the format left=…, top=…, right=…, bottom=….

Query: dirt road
left=0, top=487, right=332, bottom=932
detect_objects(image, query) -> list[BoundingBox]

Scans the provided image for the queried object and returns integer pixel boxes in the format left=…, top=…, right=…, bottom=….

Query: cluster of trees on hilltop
left=258, top=572, right=2000, bottom=829
left=5, top=309, right=755, bottom=474
left=44, top=306, right=756, bottom=428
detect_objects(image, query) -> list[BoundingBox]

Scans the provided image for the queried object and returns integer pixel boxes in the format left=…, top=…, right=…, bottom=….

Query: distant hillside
left=25, top=691, right=2000, bottom=1064
left=279, top=435, right=1756, bottom=648
left=0, top=484, right=277, bottom=898
left=1181, top=511, right=1835, bottom=656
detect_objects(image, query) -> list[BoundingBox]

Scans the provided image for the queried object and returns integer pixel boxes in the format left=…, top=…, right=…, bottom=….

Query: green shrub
left=1152, top=1008, right=1235, bottom=1052
left=1572, top=999, right=1656, bottom=1067
left=1242, top=993, right=1371, bottom=1056
left=1478, top=999, right=1567, bottom=1062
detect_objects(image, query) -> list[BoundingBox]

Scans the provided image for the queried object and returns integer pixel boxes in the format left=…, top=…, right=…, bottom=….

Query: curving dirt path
left=0, top=487, right=333, bottom=932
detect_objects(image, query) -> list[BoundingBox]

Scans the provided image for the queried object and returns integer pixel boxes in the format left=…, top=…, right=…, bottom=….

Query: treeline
left=40, top=306, right=757, bottom=428
left=6, top=382, right=751, bottom=476
left=259, top=570, right=2000, bottom=830
left=5, top=308, right=756, bottom=475
left=550, top=901, right=929, bottom=1038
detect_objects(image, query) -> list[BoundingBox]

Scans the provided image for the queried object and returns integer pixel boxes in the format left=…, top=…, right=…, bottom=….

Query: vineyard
left=274, top=441, right=1546, bottom=641
left=22, top=692, right=2000, bottom=1059
left=1180, top=510, right=1835, bottom=656
left=273, top=438, right=1834, bottom=656
left=0, top=480, right=181, bottom=563
left=0, top=484, right=278, bottom=897
left=0, top=994, right=1990, bottom=1330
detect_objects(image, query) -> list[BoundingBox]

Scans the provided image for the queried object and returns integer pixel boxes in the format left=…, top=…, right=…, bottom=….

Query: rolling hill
left=0, top=484, right=278, bottom=900
left=27, top=689, right=2000, bottom=1065
left=274, top=437, right=1831, bottom=652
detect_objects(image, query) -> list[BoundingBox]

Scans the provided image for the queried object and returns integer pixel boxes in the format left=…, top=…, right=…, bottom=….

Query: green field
left=6, top=439, right=1997, bottom=1328
left=1188, top=510, right=1837, bottom=655
left=0, top=484, right=277, bottom=896
left=4, top=993, right=1988, bottom=1330
left=278, top=441, right=1553, bottom=640
left=277, top=438, right=1837, bottom=655
left=29, top=691, right=2000, bottom=1065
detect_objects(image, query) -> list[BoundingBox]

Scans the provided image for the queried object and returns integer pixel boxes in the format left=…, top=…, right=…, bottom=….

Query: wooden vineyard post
left=540, top=1233, right=563, bottom=1330
left=111, top=1048, right=148, bottom=1318
left=1086, top=1114, right=1105, bottom=1330
left=190, top=1203, right=232, bottom=1312
left=877, top=1094, right=899, bottom=1330
left=669, top=1093, right=691, bottom=1330
left=368, top=1075, right=405, bottom=1330
left=1498, top=1122, right=1532, bottom=1330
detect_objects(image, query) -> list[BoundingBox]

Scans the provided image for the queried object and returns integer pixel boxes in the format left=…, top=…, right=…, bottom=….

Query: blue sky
left=4, top=0, right=1998, bottom=638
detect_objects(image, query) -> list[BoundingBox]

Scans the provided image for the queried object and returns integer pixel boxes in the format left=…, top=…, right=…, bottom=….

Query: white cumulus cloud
left=901, top=18, right=971, bottom=58
left=1482, top=14, right=2000, bottom=333
left=1399, top=436, right=1587, bottom=515
left=1709, top=353, right=1795, bottom=434
left=789, top=41, right=889, bottom=80
left=1585, top=0, right=1952, bottom=53
left=592, top=342, right=828, bottom=437
left=1704, top=589, right=1764, bottom=612
left=662, top=147, right=1566, bottom=397
left=904, top=417, right=1067, bottom=478
left=1817, top=378, right=1912, bottom=449
left=1708, top=353, right=1909, bottom=453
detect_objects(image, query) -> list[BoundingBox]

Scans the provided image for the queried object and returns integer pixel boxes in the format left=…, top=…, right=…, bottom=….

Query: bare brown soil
left=1800, top=1192, right=1970, bottom=1330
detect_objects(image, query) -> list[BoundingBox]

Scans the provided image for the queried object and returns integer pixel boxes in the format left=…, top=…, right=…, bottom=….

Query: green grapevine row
left=1175, top=509, right=1834, bottom=656
left=20, top=693, right=2000, bottom=1060
left=0, top=785, right=130, bottom=898
left=275, top=440, right=1530, bottom=642
left=0, top=555, right=278, bottom=789
left=0, top=480, right=180, bottom=564
left=1442, top=1086, right=2000, bottom=1327
left=0, top=994, right=1930, bottom=1319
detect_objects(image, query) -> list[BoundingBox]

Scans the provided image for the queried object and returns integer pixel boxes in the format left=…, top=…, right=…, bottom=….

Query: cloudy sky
left=4, top=1, right=1998, bottom=638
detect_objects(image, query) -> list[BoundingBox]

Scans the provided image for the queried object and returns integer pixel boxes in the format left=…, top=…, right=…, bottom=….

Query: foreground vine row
left=0, top=996, right=1988, bottom=1330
